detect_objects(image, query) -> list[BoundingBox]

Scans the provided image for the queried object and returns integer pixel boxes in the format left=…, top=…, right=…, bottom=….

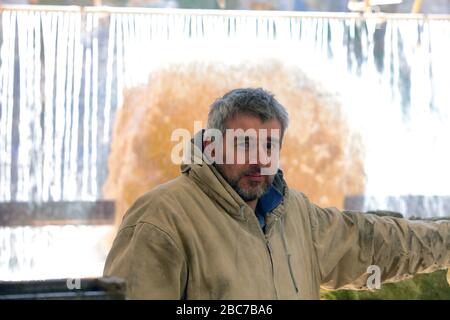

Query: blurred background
left=0, top=0, right=449, bottom=299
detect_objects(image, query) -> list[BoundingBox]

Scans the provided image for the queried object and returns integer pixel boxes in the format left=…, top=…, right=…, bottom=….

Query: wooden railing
left=0, top=201, right=115, bottom=226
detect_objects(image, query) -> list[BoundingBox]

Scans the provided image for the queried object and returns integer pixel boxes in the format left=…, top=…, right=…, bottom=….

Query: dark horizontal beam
left=0, top=277, right=126, bottom=300
left=0, top=201, right=115, bottom=226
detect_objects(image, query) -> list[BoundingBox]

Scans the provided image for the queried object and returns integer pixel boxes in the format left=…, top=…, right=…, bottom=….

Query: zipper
left=241, top=205, right=278, bottom=299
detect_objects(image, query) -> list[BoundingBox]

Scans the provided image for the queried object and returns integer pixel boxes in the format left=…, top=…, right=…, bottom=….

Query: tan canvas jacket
left=104, top=150, right=450, bottom=299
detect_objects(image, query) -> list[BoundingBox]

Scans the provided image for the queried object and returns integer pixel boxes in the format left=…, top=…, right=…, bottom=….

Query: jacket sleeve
left=103, top=222, right=188, bottom=299
left=307, top=200, right=450, bottom=290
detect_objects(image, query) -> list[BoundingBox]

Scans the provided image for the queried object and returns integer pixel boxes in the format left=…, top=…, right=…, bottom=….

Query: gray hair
left=207, top=88, right=289, bottom=140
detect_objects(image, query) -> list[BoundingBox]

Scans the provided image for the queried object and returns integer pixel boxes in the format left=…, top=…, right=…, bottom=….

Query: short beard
left=215, top=165, right=272, bottom=202
left=230, top=181, right=267, bottom=202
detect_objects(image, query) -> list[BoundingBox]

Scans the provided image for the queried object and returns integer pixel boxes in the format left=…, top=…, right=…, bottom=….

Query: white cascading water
left=0, top=7, right=449, bottom=280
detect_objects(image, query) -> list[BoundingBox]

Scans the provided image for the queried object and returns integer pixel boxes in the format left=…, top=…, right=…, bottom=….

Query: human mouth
left=244, top=172, right=264, bottom=182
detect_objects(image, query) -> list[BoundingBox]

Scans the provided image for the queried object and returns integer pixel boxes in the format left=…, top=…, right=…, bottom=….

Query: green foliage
left=322, top=270, right=450, bottom=300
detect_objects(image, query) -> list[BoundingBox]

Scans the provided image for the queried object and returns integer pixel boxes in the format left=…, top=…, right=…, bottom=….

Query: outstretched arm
left=307, top=200, right=450, bottom=290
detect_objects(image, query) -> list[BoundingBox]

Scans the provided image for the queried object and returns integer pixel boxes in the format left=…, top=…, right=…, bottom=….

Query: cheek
left=220, top=164, right=241, bottom=179
left=236, top=165, right=252, bottom=176
left=228, top=165, right=250, bottom=183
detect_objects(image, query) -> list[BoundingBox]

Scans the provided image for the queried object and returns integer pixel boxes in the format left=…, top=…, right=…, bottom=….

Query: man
left=103, top=88, right=450, bottom=299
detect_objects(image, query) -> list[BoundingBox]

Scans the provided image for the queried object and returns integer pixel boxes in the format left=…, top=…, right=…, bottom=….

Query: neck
left=246, top=199, right=257, bottom=211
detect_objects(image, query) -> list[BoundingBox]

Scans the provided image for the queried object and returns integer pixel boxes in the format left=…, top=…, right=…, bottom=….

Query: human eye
left=265, top=139, right=279, bottom=154
left=234, top=137, right=246, bottom=149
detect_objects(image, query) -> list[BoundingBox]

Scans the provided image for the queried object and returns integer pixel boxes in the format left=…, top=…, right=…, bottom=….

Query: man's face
left=211, top=114, right=282, bottom=202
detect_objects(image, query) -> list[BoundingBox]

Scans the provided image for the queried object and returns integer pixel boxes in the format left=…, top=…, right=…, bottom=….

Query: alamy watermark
left=66, top=278, right=81, bottom=290
left=366, top=265, right=381, bottom=290
left=171, top=121, right=281, bottom=175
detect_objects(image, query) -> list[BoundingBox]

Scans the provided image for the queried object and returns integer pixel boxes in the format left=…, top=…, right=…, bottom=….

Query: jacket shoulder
left=287, top=188, right=311, bottom=207
left=118, top=175, right=196, bottom=230
left=284, top=188, right=315, bottom=223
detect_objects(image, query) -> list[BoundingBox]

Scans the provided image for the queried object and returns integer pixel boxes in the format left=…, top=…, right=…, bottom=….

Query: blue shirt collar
left=255, top=185, right=283, bottom=230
